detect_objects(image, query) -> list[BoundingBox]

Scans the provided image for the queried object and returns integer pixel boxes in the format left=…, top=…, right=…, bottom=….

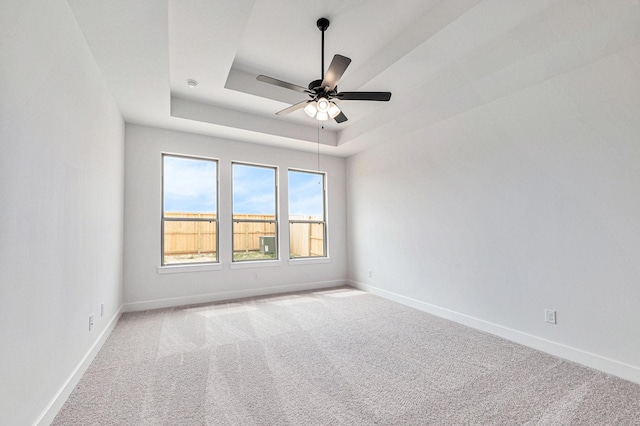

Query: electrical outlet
left=368, top=270, right=372, bottom=278
left=101, top=303, right=105, bottom=317
left=544, top=309, right=557, bottom=324
left=254, top=272, right=259, bottom=280
left=89, top=315, right=94, bottom=331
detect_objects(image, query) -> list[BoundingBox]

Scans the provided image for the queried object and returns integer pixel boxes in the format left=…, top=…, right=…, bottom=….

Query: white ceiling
left=66, top=0, right=640, bottom=156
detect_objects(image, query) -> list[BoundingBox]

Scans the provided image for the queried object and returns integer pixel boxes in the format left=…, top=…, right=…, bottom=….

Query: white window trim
left=288, top=168, right=328, bottom=259
left=229, top=260, right=283, bottom=269
left=161, top=153, right=220, bottom=267
left=157, top=263, right=223, bottom=274
left=288, top=257, right=331, bottom=266
left=231, top=161, right=280, bottom=263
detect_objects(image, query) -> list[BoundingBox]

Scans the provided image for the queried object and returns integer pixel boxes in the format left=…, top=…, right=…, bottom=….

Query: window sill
left=229, top=260, right=282, bottom=269
left=157, top=263, right=222, bottom=274
left=288, top=257, right=331, bottom=266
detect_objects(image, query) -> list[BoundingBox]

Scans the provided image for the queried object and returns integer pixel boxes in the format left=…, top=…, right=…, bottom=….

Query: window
left=232, top=163, right=278, bottom=261
left=162, top=154, right=218, bottom=265
left=288, top=169, right=326, bottom=258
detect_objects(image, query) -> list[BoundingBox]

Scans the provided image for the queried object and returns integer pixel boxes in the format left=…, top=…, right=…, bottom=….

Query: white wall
left=124, top=124, right=347, bottom=310
left=347, top=44, right=640, bottom=383
left=0, top=1, right=125, bottom=424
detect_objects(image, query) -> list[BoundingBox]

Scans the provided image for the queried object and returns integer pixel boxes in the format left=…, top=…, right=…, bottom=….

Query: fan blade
left=257, top=75, right=310, bottom=94
left=337, top=92, right=392, bottom=101
left=321, top=55, right=351, bottom=92
left=276, top=100, right=309, bottom=116
left=334, top=111, right=348, bottom=123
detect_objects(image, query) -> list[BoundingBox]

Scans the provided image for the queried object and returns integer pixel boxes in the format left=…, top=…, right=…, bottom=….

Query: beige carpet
left=53, top=287, right=640, bottom=425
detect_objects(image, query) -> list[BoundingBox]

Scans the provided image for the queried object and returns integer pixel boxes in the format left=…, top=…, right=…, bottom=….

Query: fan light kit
left=257, top=18, right=391, bottom=123
left=304, top=97, right=341, bottom=121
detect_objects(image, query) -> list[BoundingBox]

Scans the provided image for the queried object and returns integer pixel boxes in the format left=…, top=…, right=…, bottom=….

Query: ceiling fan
left=256, top=18, right=392, bottom=124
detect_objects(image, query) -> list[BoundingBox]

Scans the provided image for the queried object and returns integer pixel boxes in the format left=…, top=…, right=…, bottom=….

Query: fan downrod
left=316, top=18, right=330, bottom=87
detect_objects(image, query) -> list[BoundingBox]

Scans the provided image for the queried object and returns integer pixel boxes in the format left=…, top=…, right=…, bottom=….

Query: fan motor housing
left=308, top=79, right=323, bottom=91
left=308, top=79, right=337, bottom=99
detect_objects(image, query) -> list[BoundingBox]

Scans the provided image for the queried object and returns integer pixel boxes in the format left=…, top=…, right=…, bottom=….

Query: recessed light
left=187, top=79, right=198, bottom=88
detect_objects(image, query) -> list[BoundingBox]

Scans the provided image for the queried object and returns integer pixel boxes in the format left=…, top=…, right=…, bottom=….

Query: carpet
left=52, top=287, right=640, bottom=425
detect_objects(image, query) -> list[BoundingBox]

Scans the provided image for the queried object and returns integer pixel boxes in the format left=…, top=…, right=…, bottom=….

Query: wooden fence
left=232, top=214, right=276, bottom=253
left=163, top=213, right=324, bottom=256
left=163, top=213, right=217, bottom=255
left=289, top=216, right=325, bottom=257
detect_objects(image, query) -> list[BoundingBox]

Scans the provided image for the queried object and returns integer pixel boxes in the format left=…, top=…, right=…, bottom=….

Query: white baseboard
left=33, top=305, right=124, bottom=426
left=123, top=280, right=348, bottom=312
left=349, top=280, right=640, bottom=385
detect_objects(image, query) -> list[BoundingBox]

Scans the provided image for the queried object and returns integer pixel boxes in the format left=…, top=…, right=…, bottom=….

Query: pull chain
left=317, top=121, right=321, bottom=172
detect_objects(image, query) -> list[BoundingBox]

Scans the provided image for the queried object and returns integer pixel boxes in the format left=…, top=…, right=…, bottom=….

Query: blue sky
left=164, top=157, right=324, bottom=217
left=288, top=170, right=324, bottom=218
left=232, top=164, right=275, bottom=215
left=163, top=156, right=216, bottom=213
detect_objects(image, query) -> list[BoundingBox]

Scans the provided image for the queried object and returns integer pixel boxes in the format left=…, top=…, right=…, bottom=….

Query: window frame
left=288, top=168, right=327, bottom=259
left=161, top=153, right=219, bottom=267
left=231, top=161, right=279, bottom=263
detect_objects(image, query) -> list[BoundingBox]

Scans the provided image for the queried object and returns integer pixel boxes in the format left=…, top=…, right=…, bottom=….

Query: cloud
left=164, top=156, right=217, bottom=212
left=288, top=171, right=324, bottom=218
left=232, top=164, right=276, bottom=215
left=163, top=161, right=325, bottom=218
